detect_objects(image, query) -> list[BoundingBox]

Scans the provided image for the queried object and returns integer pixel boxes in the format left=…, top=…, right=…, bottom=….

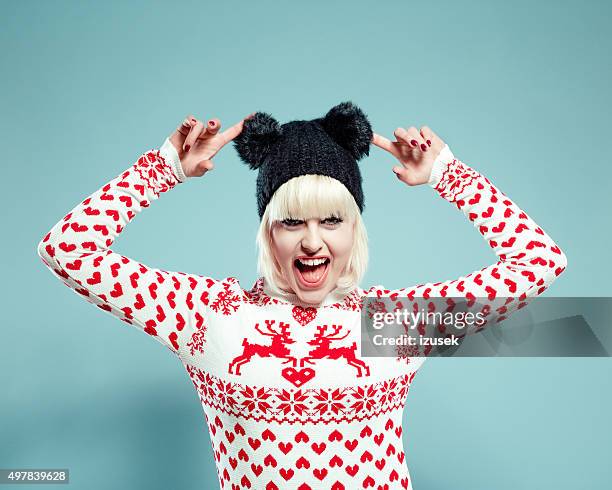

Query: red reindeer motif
left=302, top=324, right=371, bottom=377
left=228, top=320, right=297, bottom=375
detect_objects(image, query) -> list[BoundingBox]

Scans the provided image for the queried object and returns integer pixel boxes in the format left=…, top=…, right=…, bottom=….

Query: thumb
left=392, top=165, right=410, bottom=182
left=194, top=159, right=215, bottom=177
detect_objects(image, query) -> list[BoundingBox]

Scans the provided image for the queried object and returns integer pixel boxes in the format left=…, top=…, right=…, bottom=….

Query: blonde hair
left=256, top=174, right=368, bottom=298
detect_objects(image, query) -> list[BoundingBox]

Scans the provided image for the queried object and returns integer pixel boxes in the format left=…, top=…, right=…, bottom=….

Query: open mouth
left=293, top=257, right=330, bottom=288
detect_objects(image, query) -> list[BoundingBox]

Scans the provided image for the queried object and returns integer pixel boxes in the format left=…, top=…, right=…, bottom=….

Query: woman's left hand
left=372, top=126, right=446, bottom=186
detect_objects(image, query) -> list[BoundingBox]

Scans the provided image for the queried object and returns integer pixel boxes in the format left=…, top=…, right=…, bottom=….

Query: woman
left=37, top=102, right=566, bottom=489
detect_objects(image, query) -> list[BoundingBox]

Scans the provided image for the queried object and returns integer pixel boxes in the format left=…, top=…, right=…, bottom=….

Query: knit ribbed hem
left=159, top=137, right=188, bottom=183
left=428, top=144, right=455, bottom=188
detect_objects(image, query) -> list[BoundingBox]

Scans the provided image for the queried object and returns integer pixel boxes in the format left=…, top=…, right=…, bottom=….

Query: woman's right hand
left=168, top=113, right=253, bottom=177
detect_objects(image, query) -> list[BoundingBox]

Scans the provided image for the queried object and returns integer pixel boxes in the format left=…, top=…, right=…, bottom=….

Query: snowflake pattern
left=187, top=317, right=208, bottom=356
left=133, top=150, right=178, bottom=197
left=185, top=364, right=414, bottom=424
left=210, top=281, right=242, bottom=315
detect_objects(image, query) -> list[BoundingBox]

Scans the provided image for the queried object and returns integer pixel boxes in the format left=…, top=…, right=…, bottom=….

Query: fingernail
left=410, top=139, right=418, bottom=147
left=208, top=120, right=216, bottom=128
left=426, top=139, right=432, bottom=147
left=184, top=144, right=191, bottom=152
left=420, top=144, right=428, bottom=151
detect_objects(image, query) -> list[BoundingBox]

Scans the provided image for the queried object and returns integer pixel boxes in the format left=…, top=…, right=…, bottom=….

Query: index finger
left=372, top=132, right=401, bottom=159
left=217, top=116, right=249, bottom=147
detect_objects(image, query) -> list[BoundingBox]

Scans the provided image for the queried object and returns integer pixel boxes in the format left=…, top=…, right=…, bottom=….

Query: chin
left=295, top=287, right=329, bottom=306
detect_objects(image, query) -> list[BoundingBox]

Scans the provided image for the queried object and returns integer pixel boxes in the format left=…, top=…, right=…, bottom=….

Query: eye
left=280, top=218, right=304, bottom=227
left=321, top=215, right=343, bottom=226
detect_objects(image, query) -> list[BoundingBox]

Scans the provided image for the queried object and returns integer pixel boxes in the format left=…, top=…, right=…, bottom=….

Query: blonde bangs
left=256, top=174, right=368, bottom=298
left=265, top=175, right=359, bottom=224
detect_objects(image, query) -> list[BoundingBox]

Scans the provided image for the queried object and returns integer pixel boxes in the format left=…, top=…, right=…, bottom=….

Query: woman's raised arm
left=36, top=115, right=248, bottom=356
left=368, top=127, right=567, bottom=341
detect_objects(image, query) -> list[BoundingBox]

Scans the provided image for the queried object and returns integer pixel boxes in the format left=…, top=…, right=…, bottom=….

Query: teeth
left=297, top=258, right=327, bottom=266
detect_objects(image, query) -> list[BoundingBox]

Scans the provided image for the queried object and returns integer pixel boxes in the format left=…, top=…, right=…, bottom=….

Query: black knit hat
left=233, top=101, right=373, bottom=219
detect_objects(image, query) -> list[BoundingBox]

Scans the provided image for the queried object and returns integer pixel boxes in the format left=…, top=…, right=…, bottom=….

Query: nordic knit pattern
left=37, top=138, right=567, bottom=490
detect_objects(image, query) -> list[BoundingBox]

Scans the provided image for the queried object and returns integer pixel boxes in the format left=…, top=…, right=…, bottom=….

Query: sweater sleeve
left=365, top=145, right=568, bottom=349
left=36, top=138, right=227, bottom=357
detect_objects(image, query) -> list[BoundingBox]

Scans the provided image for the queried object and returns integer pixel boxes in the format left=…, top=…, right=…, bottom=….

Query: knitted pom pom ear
left=319, top=101, right=373, bottom=160
left=233, top=112, right=283, bottom=169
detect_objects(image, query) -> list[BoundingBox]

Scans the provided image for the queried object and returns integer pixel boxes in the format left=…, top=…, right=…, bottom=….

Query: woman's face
left=270, top=215, right=354, bottom=306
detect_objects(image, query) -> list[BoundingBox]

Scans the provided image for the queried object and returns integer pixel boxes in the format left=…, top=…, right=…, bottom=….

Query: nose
left=300, top=220, right=323, bottom=253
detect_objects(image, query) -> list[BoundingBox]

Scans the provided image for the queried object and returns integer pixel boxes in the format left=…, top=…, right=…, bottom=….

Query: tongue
left=301, top=263, right=326, bottom=283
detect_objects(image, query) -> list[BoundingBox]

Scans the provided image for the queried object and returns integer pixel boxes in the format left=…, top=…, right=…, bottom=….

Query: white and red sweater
left=37, top=138, right=566, bottom=490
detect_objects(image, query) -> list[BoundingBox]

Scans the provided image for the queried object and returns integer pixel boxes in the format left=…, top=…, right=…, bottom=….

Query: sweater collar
left=258, top=277, right=358, bottom=308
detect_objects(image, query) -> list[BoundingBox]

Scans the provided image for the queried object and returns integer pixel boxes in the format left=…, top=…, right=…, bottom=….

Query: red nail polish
left=410, top=139, right=418, bottom=146
left=426, top=139, right=432, bottom=146
left=208, top=120, right=216, bottom=127
left=420, top=144, right=427, bottom=151
left=184, top=144, right=190, bottom=152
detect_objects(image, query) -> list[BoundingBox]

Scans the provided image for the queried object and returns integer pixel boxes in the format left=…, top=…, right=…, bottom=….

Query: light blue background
left=1, top=0, right=610, bottom=488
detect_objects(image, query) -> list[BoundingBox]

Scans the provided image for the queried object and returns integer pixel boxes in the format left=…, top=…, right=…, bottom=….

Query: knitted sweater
left=37, top=138, right=566, bottom=490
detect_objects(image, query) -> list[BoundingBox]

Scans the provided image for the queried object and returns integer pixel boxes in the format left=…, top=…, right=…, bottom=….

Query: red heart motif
left=504, top=278, right=517, bottom=293
left=59, top=242, right=76, bottom=253
left=133, top=293, right=145, bottom=309
left=168, top=331, right=178, bottom=350
left=248, top=437, right=261, bottom=450
left=71, top=222, right=88, bottom=232
left=329, top=455, right=343, bottom=467
left=361, top=450, right=373, bottom=463
left=156, top=305, right=166, bottom=322
left=167, top=291, right=176, bottom=308
left=264, top=454, right=277, bottom=467
left=110, top=262, right=120, bottom=277
left=81, top=241, right=97, bottom=251
left=345, top=439, right=358, bottom=451
left=481, top=207, right=494, bottom=218
left=492, top=222, right=506, bottom=233
left=313, top=468, right=328, bottom=481
left=93, top=224, right=108, bottom=236
left=295, top=431, right=310, bottom=443
left=262, top=428, right=276, bottom=441
left=292, top=306, right=317, bottom=326
left=311, top=442, right=326, bottom=455
left=86, top=271, right=101, bottom=285
left=175, top=313, right=185, bottom=331
left=148, top=282, right=158, bottom=299
left=328, top=429, right=343, bottom=442
left=363, top=475, right=375, bottom=488
left=66, top=259, right=82, bottom=271
left=279, top=468, right=294, bottom=481
left=282, top=366, right=315, bottom=387
left=360, top=425, right=373, bottom=437
left=110, top=282, right=123, bottom=298
left=119, top=195, right=132, bottom=207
